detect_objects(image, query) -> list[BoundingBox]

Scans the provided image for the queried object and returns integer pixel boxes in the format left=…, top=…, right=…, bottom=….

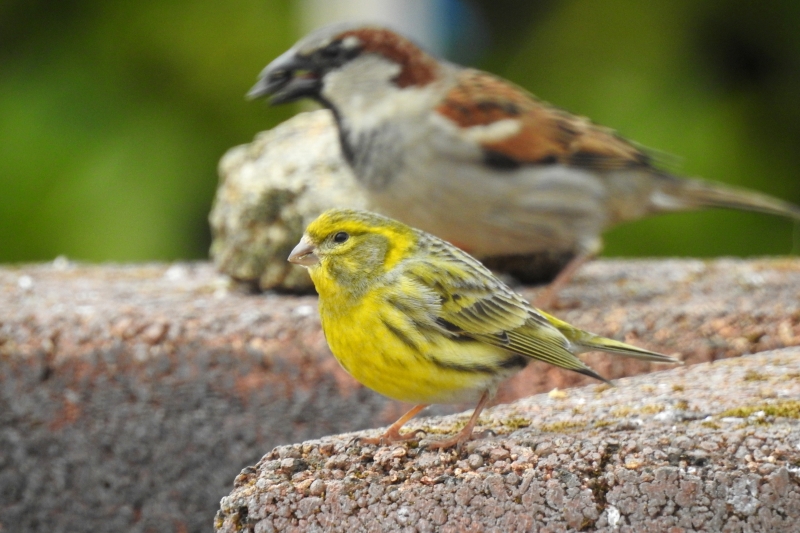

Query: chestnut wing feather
left=435, top=69, right=652, bottom=171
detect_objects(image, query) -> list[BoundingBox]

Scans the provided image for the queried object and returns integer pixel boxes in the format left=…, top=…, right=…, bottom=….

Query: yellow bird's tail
left=540, top=311, right=680, bottom=364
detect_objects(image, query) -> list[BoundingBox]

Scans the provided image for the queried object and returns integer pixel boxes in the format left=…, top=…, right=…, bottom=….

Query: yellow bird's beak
left=288, top=236, right=319, bottom=267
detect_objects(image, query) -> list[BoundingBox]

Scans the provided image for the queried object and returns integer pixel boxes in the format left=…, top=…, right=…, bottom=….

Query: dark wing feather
left=405, top=233, right=609, bottom=381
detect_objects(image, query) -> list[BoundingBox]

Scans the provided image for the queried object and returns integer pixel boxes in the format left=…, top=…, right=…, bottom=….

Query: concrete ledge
left=216, top=349, right=800, bottom=532
left=1, top=258, right=799, bottom=532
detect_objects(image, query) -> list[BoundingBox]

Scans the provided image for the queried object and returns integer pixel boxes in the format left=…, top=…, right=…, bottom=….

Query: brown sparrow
left=248, top=22, right=800, bottom=304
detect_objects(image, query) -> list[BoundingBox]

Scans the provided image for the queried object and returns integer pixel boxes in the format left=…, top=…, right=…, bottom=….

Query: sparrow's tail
left=651, top=175, right=800, bottom=220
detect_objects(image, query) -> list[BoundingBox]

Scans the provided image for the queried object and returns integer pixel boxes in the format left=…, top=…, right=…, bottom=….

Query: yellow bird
left=289, top=208, right=678, bottom=449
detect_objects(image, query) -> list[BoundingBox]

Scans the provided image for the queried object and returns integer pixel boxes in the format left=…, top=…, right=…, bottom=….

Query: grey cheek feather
left=344, top=124, right=405, bottom=191
left=320, top=56, right=410, bottom=191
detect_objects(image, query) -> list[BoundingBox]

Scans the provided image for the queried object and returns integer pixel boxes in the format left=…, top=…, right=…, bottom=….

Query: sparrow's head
left=248, top=23, right=441, bottom=106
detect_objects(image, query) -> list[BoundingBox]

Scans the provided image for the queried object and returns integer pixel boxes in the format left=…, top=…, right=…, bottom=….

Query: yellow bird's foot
left=426, top=428, right=486, bottom=451
left=355, top=404, right=428, bottom=446
left=356, top=427, right=425, bottom=446
left=425, top=428, right=497, bottom=451
left=425, top=392, right=493, bottom=451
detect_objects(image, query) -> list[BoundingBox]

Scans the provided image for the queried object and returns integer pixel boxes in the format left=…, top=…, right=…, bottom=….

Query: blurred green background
left=2, top=0, right=799, bottom=264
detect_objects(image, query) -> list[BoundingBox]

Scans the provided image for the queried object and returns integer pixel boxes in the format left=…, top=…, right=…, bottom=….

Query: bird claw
left=353, top=428, right=425, bottom=447
left=425, top=434, right=469, bottom=452
left=425, top=428, right=495, bottom=452
left=472, top=429, right=495, bottom=440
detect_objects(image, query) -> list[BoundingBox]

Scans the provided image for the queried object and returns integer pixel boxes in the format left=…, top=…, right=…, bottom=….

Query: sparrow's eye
left=333, top=231, right=349, bottom=243
left=320, top=43, right=342, bottom=60
left=315, top=40, right=360, bottom=66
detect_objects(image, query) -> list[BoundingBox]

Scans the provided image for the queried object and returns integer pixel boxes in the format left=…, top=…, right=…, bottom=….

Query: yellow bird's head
left=288, top=209, right=418, bottom=295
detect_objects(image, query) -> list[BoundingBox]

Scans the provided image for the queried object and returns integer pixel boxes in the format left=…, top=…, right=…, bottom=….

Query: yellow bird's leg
left=358, top=404, right=428, bottom=445
left=427, top=391, right=491, bottom=451
left=533, top=246, right=599, bottom=309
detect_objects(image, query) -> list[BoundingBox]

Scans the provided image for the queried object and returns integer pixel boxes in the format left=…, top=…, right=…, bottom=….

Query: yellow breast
left=318, top=288, right=518, bottom=405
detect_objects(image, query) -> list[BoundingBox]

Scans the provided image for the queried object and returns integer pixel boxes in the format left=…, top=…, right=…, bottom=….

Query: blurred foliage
left=0, top=0, right=296, bottom=261
left=1, top=0, right=799, bottom=263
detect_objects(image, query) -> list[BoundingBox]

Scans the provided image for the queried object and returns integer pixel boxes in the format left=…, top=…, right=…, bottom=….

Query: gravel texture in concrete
left=216, top=349, right=800, bottom=533
left=0, top=262, right=388, bottom=533
left=1, top=258, right=799, bottom=532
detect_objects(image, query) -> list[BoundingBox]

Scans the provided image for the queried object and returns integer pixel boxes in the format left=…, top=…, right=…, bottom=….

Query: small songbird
left=288, top=208, right=678, bottom=449
left=251, top=22, right=800, bottom=305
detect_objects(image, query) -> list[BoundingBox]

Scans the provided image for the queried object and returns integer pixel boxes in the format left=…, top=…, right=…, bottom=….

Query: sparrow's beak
left=247, top=49, right=322, bottom=105
left=288, top=236, right=319, bottom=267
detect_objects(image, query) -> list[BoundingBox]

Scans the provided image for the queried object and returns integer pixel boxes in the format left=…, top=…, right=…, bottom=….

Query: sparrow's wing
left=435, top=69, right=653, bottom=172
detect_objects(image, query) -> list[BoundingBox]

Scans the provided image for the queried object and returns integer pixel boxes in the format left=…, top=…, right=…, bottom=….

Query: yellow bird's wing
left=406, top=234, right=610, bottom=383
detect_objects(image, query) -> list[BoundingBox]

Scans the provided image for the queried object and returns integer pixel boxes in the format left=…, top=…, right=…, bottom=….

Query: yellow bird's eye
left=333, top=231, right=349, bottom=243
